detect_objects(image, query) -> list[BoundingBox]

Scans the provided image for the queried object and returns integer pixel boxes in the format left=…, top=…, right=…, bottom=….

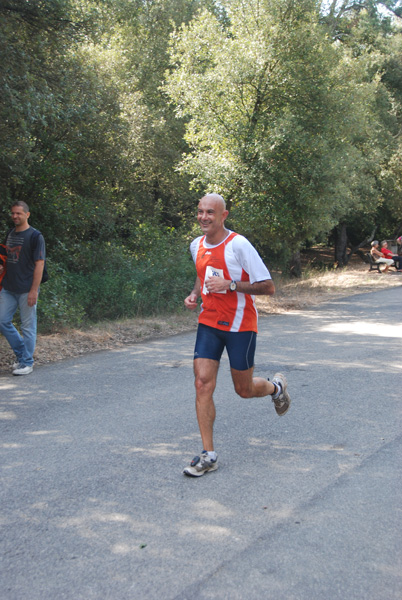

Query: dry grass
left=258, top=262, right=402, bottom=314
left=0, top=258, right=401, bottom=372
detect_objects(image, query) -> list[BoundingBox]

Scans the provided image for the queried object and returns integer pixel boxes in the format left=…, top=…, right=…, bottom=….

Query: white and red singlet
left=190, top=231, right=271, bottom=333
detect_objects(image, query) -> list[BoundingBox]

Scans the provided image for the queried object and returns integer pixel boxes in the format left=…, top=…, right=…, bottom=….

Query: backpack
left=0, top=244, right=6, bottom=290
left=4, top=228, right=49, bottom=284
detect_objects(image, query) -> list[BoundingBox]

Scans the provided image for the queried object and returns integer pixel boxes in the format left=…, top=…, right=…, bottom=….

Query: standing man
left=0, top=201, right=45, bottom=375
left=183, top=194, right=290, bottom=477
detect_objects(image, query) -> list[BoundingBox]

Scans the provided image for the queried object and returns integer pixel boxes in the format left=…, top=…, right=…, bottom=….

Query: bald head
left=197, top=194, right=229, bottom=244
left=201, top=194, right=226, bottom=211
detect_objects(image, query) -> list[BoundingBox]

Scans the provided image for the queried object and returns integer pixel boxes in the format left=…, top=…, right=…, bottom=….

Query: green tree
left=0, top=0, right=203, bottom=327
left=321, top=1, right=402, bottom=260
left=109, top=0, right=211, bottom=234
left=165, top=0, right=386, bottom=272
left=0, top=0, right=127, bottom=244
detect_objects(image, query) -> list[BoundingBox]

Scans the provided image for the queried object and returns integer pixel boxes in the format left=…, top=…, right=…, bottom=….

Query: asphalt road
left=1, top=287, right=401, bottom=600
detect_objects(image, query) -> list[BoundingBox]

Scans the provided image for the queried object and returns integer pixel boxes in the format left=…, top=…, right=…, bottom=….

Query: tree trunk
left=289, top=250, right=302, bottom=277
left=346, top=226, right=377, bottom=264
left=334, top=223, right=348, bottom=267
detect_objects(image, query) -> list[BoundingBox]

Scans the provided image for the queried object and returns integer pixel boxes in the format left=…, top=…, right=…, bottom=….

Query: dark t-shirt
left=3, top=227, right=46, bottom=293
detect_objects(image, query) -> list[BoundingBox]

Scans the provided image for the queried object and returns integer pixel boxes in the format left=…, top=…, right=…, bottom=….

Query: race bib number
left=203, top=265, right=226, bottom=294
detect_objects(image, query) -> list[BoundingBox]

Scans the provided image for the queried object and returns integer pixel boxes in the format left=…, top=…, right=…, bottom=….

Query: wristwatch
left=229, top=280, right=237, bottom=292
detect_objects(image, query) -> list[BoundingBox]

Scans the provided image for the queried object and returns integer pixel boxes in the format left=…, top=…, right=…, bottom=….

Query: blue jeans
left=0, top=289, right=37, bottom=367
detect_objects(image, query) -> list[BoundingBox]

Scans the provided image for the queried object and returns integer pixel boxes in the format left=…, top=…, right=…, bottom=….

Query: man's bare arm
left=205, top=277, right=275, bottom=296
left=27, top=259, right=44, bottom=306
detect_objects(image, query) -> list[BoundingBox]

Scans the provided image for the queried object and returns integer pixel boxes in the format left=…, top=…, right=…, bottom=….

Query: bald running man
left=183, top=194, right=291, bottom=477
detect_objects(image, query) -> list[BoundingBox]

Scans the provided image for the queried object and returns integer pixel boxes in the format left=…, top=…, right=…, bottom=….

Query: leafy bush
left=37, top=259, right=86, bottom=333
left=37, top=225, right=195, bottom=331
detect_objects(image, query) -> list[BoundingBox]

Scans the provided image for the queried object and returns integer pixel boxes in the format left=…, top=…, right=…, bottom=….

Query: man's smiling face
left=197, top=195, right=228, bottom=243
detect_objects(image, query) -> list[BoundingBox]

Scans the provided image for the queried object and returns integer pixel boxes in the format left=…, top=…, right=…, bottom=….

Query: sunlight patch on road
left=192, top=499, right=234, bottom=519
left=179, top=523, right=232, bottom=540
left=0, top=411, right=17, bottom=420
left=124, top=443, right=182, bottom=457
left=1, top=443, right=21, bottom=448
left=321, top=322, right=402, bottom=338
left=25, top=430, right=61, bottom=436
left=0, top=381, right=16, bottom=391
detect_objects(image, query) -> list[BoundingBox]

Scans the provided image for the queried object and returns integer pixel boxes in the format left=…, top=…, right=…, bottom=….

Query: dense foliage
left=165, top=0, right=402, bottom=267
left=1, top=0, right=401, bottom=330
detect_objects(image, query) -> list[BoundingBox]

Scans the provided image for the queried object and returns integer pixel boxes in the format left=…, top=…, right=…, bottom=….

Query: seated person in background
left=380, top=241, right=402, bottom=271
left=370, top=241, right=394, bottom=273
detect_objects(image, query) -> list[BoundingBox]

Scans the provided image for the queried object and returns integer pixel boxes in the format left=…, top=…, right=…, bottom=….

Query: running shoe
left=271, top=373, right=291, bottom=416
left=12, top=365, right=33, bottom=376
left=183, top=451, right=218, bottom=477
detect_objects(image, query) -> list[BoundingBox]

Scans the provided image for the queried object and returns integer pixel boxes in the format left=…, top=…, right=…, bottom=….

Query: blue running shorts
left=194, top=323, right=257, bottom=371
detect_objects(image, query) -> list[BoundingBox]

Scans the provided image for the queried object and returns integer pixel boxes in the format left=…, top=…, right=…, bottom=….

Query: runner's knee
left=195, top=373, right=216, bottom=396
left=233, top=381, right=253, bottom=398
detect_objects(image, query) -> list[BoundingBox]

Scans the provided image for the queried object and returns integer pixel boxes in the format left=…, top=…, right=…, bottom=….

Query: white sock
left=272, top=382, right=282, bottom=398
left=206, top=451, right=217, bottom=461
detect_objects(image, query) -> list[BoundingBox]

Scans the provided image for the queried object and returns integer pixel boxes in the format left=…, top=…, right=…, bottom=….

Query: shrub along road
left=0, top=286, right=401, bottom=599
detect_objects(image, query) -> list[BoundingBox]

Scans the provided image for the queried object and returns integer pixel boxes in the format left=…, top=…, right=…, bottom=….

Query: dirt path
left=1, top=262, right=401, bottom=373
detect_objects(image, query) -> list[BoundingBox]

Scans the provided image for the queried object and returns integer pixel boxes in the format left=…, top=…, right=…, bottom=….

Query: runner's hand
left=204, top=276, right=228, bottom=294
left=184, top=292, right=198, bottom=310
